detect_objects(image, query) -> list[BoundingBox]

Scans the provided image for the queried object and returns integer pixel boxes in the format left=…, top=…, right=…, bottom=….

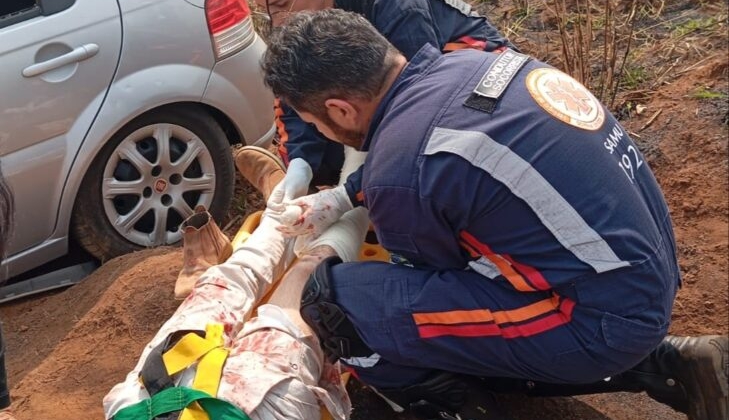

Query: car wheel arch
left=59, top=101, right=239, bottom=230
left=60, top=102, right=238, bottom=258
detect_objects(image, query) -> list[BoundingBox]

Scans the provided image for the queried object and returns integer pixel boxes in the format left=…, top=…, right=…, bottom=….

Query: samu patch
left=464, top=49, right=530, bottom=113
left=526, top=68, right=606, bottom=131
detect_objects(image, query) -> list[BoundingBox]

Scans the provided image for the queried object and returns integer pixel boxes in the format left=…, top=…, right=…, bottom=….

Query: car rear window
left=0, top=0, right=36, bottom=17
left=1, top=0, right=75, bottom=29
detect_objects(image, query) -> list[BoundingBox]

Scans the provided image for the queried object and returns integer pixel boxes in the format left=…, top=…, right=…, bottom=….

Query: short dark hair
left=0, top=163, right=13, bottom=263
left=262, top=9, right=400, bottom=118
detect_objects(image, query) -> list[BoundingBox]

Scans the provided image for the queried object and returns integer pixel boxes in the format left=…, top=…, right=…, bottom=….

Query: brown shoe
left=175, top=205, right=233, bottom=299
left=234, top=146, right=286, bottom=201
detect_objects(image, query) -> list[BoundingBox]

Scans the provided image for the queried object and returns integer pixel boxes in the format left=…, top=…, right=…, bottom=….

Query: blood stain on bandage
left=214, top=313, right=227, bottom=323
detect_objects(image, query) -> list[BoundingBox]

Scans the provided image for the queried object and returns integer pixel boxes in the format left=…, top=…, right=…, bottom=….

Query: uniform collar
left=361, top=44, right=442, bottom=151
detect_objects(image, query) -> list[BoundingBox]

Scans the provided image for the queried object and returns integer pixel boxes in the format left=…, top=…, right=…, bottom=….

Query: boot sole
left=687, top=335, right=728, bottom=420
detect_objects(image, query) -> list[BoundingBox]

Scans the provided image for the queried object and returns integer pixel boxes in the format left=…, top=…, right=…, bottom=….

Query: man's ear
left=324, top=99, right=359, bottom=128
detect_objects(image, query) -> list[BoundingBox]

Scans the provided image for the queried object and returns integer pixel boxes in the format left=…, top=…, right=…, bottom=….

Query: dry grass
left=486, top=0, right=728, bottom=114
left=249, top=1, right=273, bottom=40
left=544, top=0, right=640, bottom=108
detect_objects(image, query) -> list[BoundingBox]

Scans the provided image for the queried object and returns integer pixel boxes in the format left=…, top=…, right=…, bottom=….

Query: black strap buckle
left=324, top=336, right=352, bottom=360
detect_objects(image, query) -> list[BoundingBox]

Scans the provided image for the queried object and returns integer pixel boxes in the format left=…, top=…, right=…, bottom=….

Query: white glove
left=277, top=184, right=353, bottom=237
left=267, top=158, right=312, bottom=211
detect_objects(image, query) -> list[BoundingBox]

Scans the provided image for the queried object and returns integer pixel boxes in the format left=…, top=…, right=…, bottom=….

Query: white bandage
left=293, top=145, right=370, bottom=261
left=339, top=146, right=367, bottom=186
left=278, top=146, right=368, bottom=238
left=294, top=207, right=369, bottom=262
left=279, top=205, right=303, bottom=227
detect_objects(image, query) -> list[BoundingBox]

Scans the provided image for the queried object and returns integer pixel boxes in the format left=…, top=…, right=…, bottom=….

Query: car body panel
left=203, top=33, right=276, bottom=147
left=0, top=0, right=122, bottom=256
left=0, top=0, right=275, bottom=282
left=182, top=0, right=205, bottom=8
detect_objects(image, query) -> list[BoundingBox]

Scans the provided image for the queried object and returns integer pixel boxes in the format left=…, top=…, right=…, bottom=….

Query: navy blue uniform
left=0, top=325, right=9, bottom=409
left=276, top=0, right=514, bottom=204
left=328, top=45, right=680, bottom=389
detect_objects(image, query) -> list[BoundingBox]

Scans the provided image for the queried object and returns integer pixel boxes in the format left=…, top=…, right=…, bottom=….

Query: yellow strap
left=162, top=324, right=229, bottom=420
left=194, top=324, right=228, bottom=396
left=180, top=401, right=209, bottom=420
left=231, top=230, right=251, bottom=249
left=162, top=324, right=226, bottom=375
left=162, top=333, right=218, bottom=375
left=205, top=323, right=225, bottom=346
left=192, top=346, right=229, bottom=396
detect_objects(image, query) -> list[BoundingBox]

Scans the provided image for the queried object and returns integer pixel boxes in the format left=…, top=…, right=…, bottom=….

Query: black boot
left=479, top=335, right=728, bottom=420
left=657, top=335, right=728, bottom=420
left=377, top=371, right=513, bottom=420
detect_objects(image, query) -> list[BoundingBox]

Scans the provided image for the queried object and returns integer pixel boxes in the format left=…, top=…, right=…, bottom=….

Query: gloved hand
left=267, top=158, right=312, bottom=211
left=277, top=184, right=353, bottom=237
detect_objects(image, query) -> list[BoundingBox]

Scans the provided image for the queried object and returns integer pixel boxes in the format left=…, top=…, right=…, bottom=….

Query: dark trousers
left=329, top=249, right=676, bottom=389
left=0, top=324, right=10, bottom=409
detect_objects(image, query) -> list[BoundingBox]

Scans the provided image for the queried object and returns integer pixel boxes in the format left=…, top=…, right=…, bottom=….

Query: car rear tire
left=72, top=105, right=235, bottom=261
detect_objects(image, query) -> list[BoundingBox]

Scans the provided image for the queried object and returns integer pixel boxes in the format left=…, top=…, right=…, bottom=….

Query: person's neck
left=360, top=55, right=408, bottom=132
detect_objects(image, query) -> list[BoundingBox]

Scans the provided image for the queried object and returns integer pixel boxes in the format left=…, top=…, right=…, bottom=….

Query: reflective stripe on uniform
left=468, top=257, right=500, bottom=279
left=274, top=98, right=290, bottom=164
left=443, top=36, right=487, bottom=52
left=425, top=127, right=630, bottom=273
left=442, top=0, right=474, bottom=16
left=460, top=231, right=550, bottom=291
left=341, top=352, right=382, bottom=368
left=413, top=293, right=576, bottom=339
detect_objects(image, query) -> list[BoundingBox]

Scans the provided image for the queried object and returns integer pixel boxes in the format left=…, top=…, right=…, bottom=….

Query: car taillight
left=205, top=0, right=254, bottom=60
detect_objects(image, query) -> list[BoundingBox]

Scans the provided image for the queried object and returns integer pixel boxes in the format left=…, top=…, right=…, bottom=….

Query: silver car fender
left=54, top=63, right=215, bottom=238
left=202, top=34, right=276, bottom=148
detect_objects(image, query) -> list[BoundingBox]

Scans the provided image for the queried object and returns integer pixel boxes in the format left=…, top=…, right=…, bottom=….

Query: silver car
left=0, top=0, right=275, bottom=282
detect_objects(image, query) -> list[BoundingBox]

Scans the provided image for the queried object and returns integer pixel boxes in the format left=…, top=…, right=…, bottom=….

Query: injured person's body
left=103, top=149, right=370, bottom=420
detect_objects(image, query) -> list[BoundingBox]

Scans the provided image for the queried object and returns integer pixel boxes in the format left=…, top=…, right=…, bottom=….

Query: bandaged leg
left=103, top=207, right=296, bottom=419
left=295, top=207, right=369, bottom=262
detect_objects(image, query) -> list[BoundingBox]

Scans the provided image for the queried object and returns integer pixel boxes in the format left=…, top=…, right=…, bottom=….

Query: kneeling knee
left=299, top=256, right=373, bottom=362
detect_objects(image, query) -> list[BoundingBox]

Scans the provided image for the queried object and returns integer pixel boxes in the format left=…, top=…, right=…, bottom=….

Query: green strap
left=113, top=387, right=251, bottom=420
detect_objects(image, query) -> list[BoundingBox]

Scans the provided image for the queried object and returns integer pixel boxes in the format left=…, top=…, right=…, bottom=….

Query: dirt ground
left=0, top=1, right=727, bottom=419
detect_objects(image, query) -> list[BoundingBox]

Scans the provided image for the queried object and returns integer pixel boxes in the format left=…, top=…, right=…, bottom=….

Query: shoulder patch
left=473, top=49, right=530, bottom=99
left=526, top=68, right=605, bottom=131
left=464, top=49, right=530, bottom=113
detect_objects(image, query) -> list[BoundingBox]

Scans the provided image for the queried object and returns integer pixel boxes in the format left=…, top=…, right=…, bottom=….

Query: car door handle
left=22, top=43, right=100, bottom=78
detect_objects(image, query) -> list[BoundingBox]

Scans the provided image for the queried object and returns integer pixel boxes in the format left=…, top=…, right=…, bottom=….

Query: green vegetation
left=672, top=17, right=720, bottom=38
left=620, top=63, right=648, bottom=90
left=690, top=86, right=728, bottom=100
